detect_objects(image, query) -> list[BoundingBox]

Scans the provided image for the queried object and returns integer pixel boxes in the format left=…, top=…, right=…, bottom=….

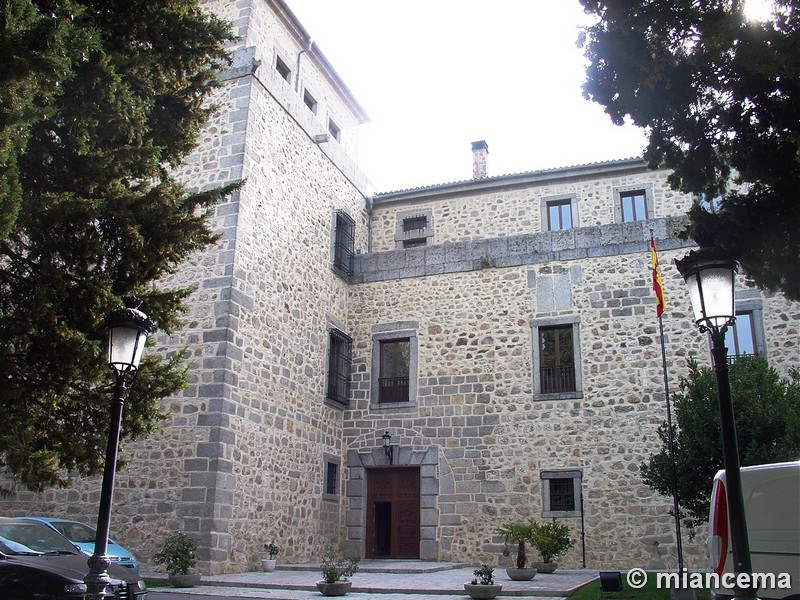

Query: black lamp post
left=85, top=299, right=153, bottom=600
left=382, top=430, right=393, bottom=465
left=675, top=248, right=755, bottom=600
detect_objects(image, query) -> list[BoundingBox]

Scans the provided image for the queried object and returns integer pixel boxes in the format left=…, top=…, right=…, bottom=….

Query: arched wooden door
left=365, top=467, right=420, bottom=559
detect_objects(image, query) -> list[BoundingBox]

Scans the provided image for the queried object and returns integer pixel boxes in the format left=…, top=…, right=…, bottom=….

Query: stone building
left=4, top=0, right=798, bottom=575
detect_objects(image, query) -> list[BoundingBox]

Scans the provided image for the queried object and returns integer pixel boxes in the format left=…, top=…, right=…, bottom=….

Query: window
left=541, top=193, right=578, bottom=231
left=531, top=316, right=583, bottom=399
left=402, top=238, right=427, bottom=249
left=323, top=453, right=341, bottom=501
left=394, top=209, right=434, bottom=249
left=539, top=325, right=575, bottom=394
left=547, top=199, right=573, bottom=231
left=332, top=210, right=355, bottom=277
left=403, top=215, right=428, bottom=232
left=304, top=89, right=318, bottom=114
left=541, top=470, right=582, bottom=517
left=371, top=322, right=419, bottom=409
left=325, top=461, right=338, bottom=495
left=328, top=119, right=341, bottom=142
left=275, top=55, right=291, bottom=82
left=379, top=339, right=410, bottom=403
left=613, top=184, right=654, bottom=223
left=620, top=190, right=647, bottom=222
left=725, top=311, right=757, bottom=364
left=698, top=192, right=723, bottom=213
left=326, top=328, right=352, bottom=406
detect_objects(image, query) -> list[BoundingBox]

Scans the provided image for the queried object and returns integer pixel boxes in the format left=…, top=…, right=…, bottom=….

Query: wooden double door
left=365, top=467, right=420, bottom=559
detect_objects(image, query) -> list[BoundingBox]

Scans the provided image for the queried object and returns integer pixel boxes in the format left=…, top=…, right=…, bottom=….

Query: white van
left=708, top=461, right=800, bottom=600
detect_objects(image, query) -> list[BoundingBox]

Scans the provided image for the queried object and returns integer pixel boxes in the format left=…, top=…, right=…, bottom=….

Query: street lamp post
left=85, top=299, right=153, bottom=600
left=675, top=248, right=756, bottom=600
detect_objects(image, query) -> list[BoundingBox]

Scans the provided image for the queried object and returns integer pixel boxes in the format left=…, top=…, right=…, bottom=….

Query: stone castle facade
left=5, top=0, right=798, bottom=575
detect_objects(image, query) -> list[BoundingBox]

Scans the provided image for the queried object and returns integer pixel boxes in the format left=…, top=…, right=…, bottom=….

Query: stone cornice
left=351, top=216, right=693, bottom=283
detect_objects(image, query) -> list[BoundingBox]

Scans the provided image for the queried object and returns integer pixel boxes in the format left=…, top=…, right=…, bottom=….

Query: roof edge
left=372, top=157, right=649, bottom=204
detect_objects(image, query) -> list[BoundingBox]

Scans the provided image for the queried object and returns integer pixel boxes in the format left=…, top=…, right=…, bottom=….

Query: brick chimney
left=471, top=140, right=489, bottom=179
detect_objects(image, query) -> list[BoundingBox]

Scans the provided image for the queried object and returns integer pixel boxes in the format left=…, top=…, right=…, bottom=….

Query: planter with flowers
left=262, top=542, right=279, bottom=572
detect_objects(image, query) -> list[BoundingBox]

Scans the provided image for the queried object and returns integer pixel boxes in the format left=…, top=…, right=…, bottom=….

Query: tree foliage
left=580, top=0, right=800, bottom=300
left=640, top=356, right=800, bottom=531
left=0, top=0, right=237, bottom=493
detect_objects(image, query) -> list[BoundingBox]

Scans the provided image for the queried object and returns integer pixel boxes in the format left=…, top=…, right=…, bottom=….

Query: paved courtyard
left=145, top=560, right=600, bottom=599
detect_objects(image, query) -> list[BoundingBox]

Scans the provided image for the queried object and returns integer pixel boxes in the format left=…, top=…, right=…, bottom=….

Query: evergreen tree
left=640, top=356, right=800, bottom=531
left=580, top=0, right=800, bottom=300
left=0, top=0, right=237, bottom=492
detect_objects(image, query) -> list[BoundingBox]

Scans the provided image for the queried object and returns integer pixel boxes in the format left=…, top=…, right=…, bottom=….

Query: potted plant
left=464, top=564, right=503, bottom=599
left=316, top=545, right=359, bottom=596
left=262, top=542, right=279, bottom=572
left=495, top=521, right=537, bottom=580
left=153, top=532, right=201, bottom=587
left=530, top=518, right=574, bottom=573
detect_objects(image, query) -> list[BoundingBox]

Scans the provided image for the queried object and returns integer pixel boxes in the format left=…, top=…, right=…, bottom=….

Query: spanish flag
left=650, top=233, right=666, bottom=317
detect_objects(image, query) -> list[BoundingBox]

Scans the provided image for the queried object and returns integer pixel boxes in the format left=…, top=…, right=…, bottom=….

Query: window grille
left=333, top=211, right=355, bottom=276
left=402, top=215, right=428, bottom=232
left=326, top=328, right=352, bottom=406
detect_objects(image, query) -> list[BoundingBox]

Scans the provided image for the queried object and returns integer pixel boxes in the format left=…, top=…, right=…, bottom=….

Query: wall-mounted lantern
left=382, top=430, right=393, bottom=465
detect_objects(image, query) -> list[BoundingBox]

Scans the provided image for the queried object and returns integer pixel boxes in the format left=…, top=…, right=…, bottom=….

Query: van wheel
left=5, top=590, right=32, bottom=600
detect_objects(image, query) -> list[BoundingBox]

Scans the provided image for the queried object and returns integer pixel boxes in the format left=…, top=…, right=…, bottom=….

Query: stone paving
left=145, top=560, right=600, bottom=599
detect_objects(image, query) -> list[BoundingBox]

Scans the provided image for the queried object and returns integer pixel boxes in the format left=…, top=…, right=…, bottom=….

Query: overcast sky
left=285, top=1, right=771, bottom=193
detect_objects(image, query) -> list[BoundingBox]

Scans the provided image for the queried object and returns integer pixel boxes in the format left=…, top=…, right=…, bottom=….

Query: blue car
left=17, top=518, right=139, bottom=574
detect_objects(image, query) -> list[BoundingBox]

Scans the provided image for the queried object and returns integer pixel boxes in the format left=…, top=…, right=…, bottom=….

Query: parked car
left=0, top=517, right=147, bottom=600
left=18, top=517, right=139, bottom=573
left=708, top=460, right=800, bottom=600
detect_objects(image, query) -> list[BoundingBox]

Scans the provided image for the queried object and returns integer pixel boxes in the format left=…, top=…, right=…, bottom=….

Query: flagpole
left=658, top=310, right=685, bottom=572
left=650, top=229, right=685, bottom=573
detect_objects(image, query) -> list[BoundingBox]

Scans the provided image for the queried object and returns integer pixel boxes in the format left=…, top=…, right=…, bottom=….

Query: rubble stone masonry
left=3, top=0, right=797, bottom=577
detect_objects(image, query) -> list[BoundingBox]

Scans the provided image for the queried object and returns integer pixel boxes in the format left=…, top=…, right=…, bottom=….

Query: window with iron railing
left=332, top=211, right=355, bottom=277
left=379, top=339, right=410, bottom=403
left=326, top=328, right=352, bottom=406
left=538, top=325, right=576, bottom=394
left=725, top=311, right=756, bottom=365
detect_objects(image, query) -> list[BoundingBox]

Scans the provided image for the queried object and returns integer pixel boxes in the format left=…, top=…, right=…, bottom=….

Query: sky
left=284, top=1, right=649, bottom=192
left=285, top=1, right=775, bottom=193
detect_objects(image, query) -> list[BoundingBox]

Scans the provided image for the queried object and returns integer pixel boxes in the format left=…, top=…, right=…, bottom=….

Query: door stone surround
left=345, top=445, right=439, bottom=560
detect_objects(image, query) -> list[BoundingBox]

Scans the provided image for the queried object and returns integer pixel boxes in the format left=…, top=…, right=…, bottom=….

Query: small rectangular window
left=275, top=56, right=291, bottom=82
left=620, top=190, right=647, bottom=222
left=402, top=216, right=428, bottom=232
left=541, top=470, right=582, bottom=517
left=304, top=89, right=318, bottom=114
left=548, top=478, right=575, bottom=511
left=325, top=462, right=338, bottom=496
left=333, top=211, right=355, bottom=277
left=328, top=119, right=341, bottom=142
left=402, top=238, right=427, bottom=249
left=379, top=339, right=410, bottom=403
left=547, top=199, right=573, bottom=231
